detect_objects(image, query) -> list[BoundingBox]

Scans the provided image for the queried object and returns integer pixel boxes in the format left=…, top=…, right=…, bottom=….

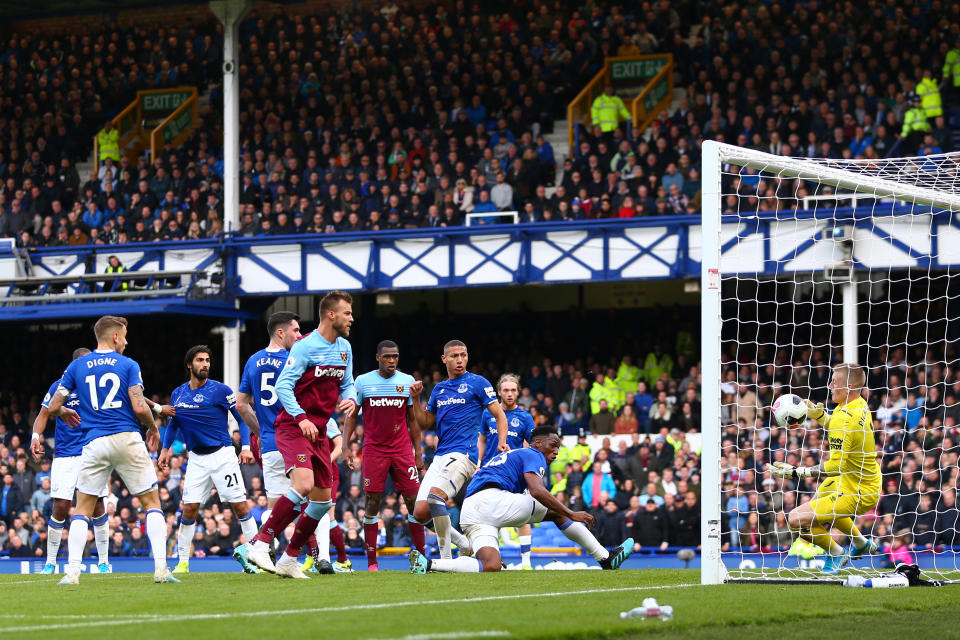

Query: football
left=772, top=393, right=807, bottom=427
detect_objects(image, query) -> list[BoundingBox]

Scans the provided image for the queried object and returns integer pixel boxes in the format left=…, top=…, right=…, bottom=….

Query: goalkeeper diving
left=766, top=363, right=880, bottom=575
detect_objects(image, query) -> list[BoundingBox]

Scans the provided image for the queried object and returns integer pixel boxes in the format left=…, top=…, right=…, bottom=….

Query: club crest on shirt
left=340, top=352, right=348, bottom=362
left=363, top=477, right=370, bottom=487
left=193, top=393, right=204, bottom=403
left=457, top=383, right=469, bottom=394
left=510, top=417, right=520, bottom=427
left=297, top=454, right=307, bottom=463
left=396, top=385, right=405, bottom=393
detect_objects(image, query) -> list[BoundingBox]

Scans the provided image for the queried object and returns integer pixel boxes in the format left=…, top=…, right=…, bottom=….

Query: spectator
left=0, top=473, right=24, bottom=526
left=109, top=531, right=134, bottom=557
left=589, top=399, right=615, bottom=435
left=6, top=533, right=32, bottom=557
left=595, top=499, right=628, bottom=547
left=669, top=492, right=700, bottom=547
left=614, top=405, right=639, bottom=434
left=581, top=453, right=617, bottom=509
left=30, top=476, right=50, bottom=514
left=632, top=500, right=669, bottom=553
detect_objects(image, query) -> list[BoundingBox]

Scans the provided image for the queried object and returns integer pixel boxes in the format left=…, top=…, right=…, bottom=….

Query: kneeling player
left=767, top=363, right=880, bottom=574
left=409, top=427, right=634, bottom=573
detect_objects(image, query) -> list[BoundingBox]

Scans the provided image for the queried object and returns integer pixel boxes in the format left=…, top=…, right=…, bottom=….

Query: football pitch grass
left=3, top=569, right=960, bottom=639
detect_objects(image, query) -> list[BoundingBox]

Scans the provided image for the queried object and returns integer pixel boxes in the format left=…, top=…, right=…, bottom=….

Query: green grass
left=3, top=569, right=960, bottom=639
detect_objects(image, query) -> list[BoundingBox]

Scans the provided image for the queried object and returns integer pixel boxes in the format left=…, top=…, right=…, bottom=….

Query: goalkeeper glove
left=805, top=399, right=827, bottom=423
left=767, top=461, right=815, bottom=479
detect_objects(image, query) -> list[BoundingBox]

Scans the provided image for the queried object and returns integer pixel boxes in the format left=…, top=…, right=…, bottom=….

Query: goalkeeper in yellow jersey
left=767, top=363, right=881, bottom=575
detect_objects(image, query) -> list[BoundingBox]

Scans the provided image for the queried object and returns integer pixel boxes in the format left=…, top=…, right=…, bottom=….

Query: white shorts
left=416, top=452, right=477, bottom=502
left=261, top=450, right=290, bottom=499
left=459, top=488, right=548, bottom=553
left=77, top=431, right=158, bottom=497
left=182, top=446, right=247, bottom=505
left=50, top=456, right=109, bottom=500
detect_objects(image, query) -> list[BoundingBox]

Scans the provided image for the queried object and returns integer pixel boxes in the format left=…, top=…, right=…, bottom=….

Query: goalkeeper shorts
left=810, top=490, right=878, bottom=522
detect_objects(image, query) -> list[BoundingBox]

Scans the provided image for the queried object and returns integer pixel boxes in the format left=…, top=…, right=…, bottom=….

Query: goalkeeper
left=767, top=363, right=880, bottom=575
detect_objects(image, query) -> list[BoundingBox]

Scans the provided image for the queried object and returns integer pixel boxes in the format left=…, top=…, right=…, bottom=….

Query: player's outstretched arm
left=524, top=472, right=594, bottom=527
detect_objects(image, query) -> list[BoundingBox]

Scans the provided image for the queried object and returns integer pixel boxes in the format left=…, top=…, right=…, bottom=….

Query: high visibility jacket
left=615, top=360, right=641, bottom=396
left=97, top=127, right=120, bottom=162
left=943, top=48, right=960, bottom=88
left=105, top=264, right=128, bottom=291
left=589, top=381, right=616, bottom=415
left=591, top=94, right=630, bottom=132
left=642, top=351, right=674, bottom=384
left=901, top=107, right=932, bottom=137
left=916, top=77, right=943, bottom=118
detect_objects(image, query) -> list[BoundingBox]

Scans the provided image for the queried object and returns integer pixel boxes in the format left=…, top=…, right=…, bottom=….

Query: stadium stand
left=0, top=1, right=957, bottom=249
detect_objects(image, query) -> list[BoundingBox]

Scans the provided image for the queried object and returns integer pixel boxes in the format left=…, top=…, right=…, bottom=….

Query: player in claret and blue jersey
left=410, top=340, right=509, bottom=559
left=45, top=315, right=175, bottom=584
left=409, top=427, right=634, bottom=574
left=478, top=373, right=536, bottom=569
left=343, top=339, right=426, bottom=571
left=242, top=291, right=358, bottom=579
left=158, top=345, right=256, bottom=574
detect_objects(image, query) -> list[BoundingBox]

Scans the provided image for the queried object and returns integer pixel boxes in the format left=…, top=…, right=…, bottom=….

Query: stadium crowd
left=0, top=1, right=958, bottom=248
left=0, top=308, right=957, bottom=564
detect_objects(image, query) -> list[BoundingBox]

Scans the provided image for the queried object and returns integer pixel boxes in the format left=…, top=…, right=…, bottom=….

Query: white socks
left=433, top=515, right=452, bottom=559
left=92, top=514, right=110, bottom=565
left=239, top=513, right=258, bottom=545
left=431, top=556, right=483, bottom=573
left=560, top=521, right=608, bottom=562
left=828, top=542, right=844, bottom=556
left=67, top=515, right=89, bottom=574
left=145, top=509, right=168, bottom=574
left=519, top=533, right=532, bottom=566
left=316, top=512, right=331, bottom=562
left=177, top=518, right=197, bottom=562
left=47, top=518, right=65, bottom=565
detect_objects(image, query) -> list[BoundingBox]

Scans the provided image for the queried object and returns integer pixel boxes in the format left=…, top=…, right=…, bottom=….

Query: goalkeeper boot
left=821, top=552, right=850, bottom=575
left=333, top=560, right=354, bottom=573
left=408, top=549, right=430, bottom=574
left=849, top=538, right=879, bottom=560
left=600, top=537, right=635, bottom=570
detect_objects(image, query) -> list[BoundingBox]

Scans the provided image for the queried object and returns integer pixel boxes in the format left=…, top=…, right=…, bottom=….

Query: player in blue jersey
left=477, top=373, right=537, bottom=569
left=232, top=311, right=301, bottom=572
left=410, top=340, right=508, bottom=559
left=409, top=426, right=634, bottom=573
left=45, top=316, right=177, bottom=584
left=158, top=345, right=257, bottom=574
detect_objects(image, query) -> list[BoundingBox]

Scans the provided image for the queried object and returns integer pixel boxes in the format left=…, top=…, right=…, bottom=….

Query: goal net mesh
left=709, top=145, right=960, bottom=582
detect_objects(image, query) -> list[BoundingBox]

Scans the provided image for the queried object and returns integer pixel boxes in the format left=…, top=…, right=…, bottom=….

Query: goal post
left=700, top=140, right=960, bottom=584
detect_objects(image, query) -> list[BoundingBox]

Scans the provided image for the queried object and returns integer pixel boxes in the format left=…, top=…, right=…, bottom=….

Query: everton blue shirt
left=238, top=347, right=288, bottom=454
left=480, top=406, right=535, bottom=465
left=42, top=379, right=83, bottom=458
left=466, top=447, right=548, bottom=497
left=58, top=350, right=145, bottom=444
left=162, top=379, right=249, bottom=452
left=426, top=372, right=497, bottom=464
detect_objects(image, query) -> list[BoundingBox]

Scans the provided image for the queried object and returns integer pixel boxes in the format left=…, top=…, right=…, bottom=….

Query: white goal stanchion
left=700, top=140, right=960, bottom=584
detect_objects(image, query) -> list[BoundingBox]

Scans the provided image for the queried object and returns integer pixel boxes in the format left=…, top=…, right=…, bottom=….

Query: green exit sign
left=611, top=58, right=667, bottom=81
left=143, top=90, right=192, bottom=112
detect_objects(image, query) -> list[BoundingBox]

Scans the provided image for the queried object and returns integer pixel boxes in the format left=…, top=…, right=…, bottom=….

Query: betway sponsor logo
left=314, top=366, right=345, bottom=379
left=436, top=397, right=467, bottom=408
left=368, top=397, right=405, bottom=408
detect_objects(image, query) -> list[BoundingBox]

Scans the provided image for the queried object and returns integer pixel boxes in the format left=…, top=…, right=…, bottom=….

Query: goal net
left=699, top=141, right=960, bottom=584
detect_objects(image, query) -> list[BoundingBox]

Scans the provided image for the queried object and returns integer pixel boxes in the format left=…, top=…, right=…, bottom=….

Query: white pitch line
left=0, top=575, right=150, bottom=586
left=367, top=632, right=509, bottom=640
left=0, top=583, right=698, bottom=633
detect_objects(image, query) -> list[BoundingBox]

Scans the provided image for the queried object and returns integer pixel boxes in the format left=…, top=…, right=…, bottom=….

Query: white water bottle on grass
left=620, top=597, right=674, bottom=620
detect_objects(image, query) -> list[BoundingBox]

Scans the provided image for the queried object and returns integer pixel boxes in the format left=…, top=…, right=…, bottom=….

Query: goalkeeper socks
left=145, top=508, right=168, bottom=574
left=316, top=512, right=331, bottom=562
left=559, top=520, right=608, bottom=562
left=47, top=517, right=65, bottom=565
left=431, top=556, right=483, bottom=573
left=519, top=534, right=532, bottom=566
left=808, top=524, right=843, bottom=556
left=92, top=513, right=110, bottom=565
left=177, top=517, right=196, bottom=561
left=363, top=516, right=379, bottom=566
left=66, top=515, right=90, bottom=574
left=833, top=517, right=869, bottom=549
left=408, top=515, right=426, bottom=554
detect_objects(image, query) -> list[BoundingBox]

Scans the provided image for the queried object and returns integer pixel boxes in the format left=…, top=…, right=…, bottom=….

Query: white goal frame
left=699, top=140, right=960, bottom=585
